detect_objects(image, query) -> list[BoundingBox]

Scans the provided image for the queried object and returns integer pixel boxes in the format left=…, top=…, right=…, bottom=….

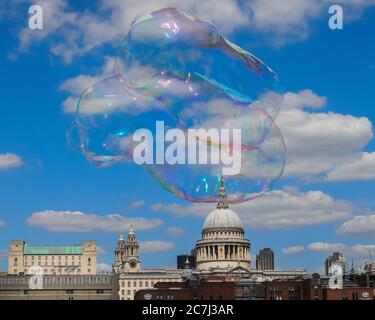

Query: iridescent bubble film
left=67, top=7, right=286, bottom=203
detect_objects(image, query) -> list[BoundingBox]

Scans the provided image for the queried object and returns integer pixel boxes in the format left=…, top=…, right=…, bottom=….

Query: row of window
left=121, top=280, right=155, bottom=288
left=1, top=276, right=109, bottom=286
left=14, top=256, right=91, bottom=266
left=22, top=289, right=105, bottom=295
left=23, top=261, right=82, bottom=267
left=13, top=268, right=91, bottom=274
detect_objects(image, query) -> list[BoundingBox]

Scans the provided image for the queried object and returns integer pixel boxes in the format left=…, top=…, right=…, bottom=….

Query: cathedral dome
left=203, top=207, right=243, bottom=230
left=202, top=178, right=243, bottom=232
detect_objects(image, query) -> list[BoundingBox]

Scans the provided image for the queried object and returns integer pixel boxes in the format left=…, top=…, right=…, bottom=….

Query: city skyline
left=1, top=1, right=375, bottom=275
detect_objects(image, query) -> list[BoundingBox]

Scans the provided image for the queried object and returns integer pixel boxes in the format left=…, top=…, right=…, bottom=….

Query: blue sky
left=1, top=0, right=375, bottom=273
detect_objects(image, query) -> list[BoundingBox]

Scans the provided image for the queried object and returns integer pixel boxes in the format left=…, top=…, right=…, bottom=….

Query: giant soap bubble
left=67, top=7, right=286, bottom=203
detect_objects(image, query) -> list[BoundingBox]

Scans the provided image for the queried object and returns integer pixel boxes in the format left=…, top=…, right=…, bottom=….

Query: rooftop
left=23, top=245, right=83, bottom=255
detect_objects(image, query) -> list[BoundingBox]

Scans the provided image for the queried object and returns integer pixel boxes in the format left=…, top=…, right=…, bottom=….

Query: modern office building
left=256, top=248, right=275, bottom=270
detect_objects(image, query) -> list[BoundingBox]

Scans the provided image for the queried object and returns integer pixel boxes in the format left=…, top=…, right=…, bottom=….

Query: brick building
left=134, top=278, right=235, bottom=300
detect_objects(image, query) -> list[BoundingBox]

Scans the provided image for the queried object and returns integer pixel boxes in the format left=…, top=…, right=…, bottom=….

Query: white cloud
left=282, top=245, right=304, bottom=254
left=165, top=226, right=184, bottom=236
left=0, top=219, right=5, bottom=228
left=140, top=240, right=175, bottom=252
left=0, top=153, right=23, bottom=170
left=247, top=0, right=375, bottom=46
left=308, top=242, right=348, bottom=252
left=97, top=262, right=112, bottom=273
left=247, top=0, right=322, bottom=45
left=59, top=56, right=115, bottom=113
left=280, top=107, right=373, bottom=178
left=337, top=214, right=375, bottom=236
left=259, top=89, right=375, bottom=181
left=11, top=0, right=375, bottom=61
left=96, top=246, right=106, bottom=256
left=131, top=200, right=145, bottom=209
left=152, top=186, right=354, bottom=229
left=307, top=242, right=375, bottom=264
left=325, top=152, right=375, bottom=182
left=26, top=210, right=163, bottom=232
left=261, top=89, right=327, bottom=110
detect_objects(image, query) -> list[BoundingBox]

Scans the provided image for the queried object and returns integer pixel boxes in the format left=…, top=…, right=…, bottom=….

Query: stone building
left=0, top=274, right=118, bottom=300
left=8, top=240, right=96, bottom=275
left=113, top=226, right=183, bottom=300
left=195, top=180, right=251, bottom=270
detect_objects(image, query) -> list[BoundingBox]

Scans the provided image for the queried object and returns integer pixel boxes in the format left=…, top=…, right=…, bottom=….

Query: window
left=14, top=258, right=18, bottom=266
left=88, top=269, right=91, bottom=273
left=88, top=258, right=92, bottom=266
left=23, top=290, right=28, bottom=295
left=145, top=281, right=149, bottom=287
left=96, top=289, right=104, bottom=294
left=133, top=281, right=137, bottom=287
left=38, top=256, right=41, bottom=260
left=66, top=289, right=74, bottom=294
left=140, top=281, right=143, bottom=287
left=121, top=290, right=125, bottom=295
left=122, top=281, right=125, bottom=287
left=167, top=294, right=174, bottom=300
left=128, top=281, right=131, bottom=287
left=127, top=290, right=131, bottom=295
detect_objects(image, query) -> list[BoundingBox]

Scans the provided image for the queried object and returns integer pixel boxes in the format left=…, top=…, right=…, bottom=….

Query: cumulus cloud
left=152, top=186, right=354, bottom=229
left=10, top=0, right=375, bottom=61
left=0, top=153, right=23, bottom=170
left=279, top=107, right=373, bottom=178
left=308, top=242, right=348, bottom=252
left=59, top=56, right=115, bottom=112
left=337, top=214, right=375, bottom=236
left=140, top=240, right=175, bottom=252
left=307, top=242, right=375, bottom=264
left=282, top=245, right=305, bottom=255
left=27, top=210, right=163, bottom=232
left=131, top=200, right=145, bottom=209
left=165, top=226, right=185, bottom=236
left=325, top=152, right=375, bottom=182
left=258, top=89, right=375, bottom=181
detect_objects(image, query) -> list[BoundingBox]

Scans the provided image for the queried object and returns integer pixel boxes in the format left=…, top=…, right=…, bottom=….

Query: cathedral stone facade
left=195, top=180, right=251, bottom=270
